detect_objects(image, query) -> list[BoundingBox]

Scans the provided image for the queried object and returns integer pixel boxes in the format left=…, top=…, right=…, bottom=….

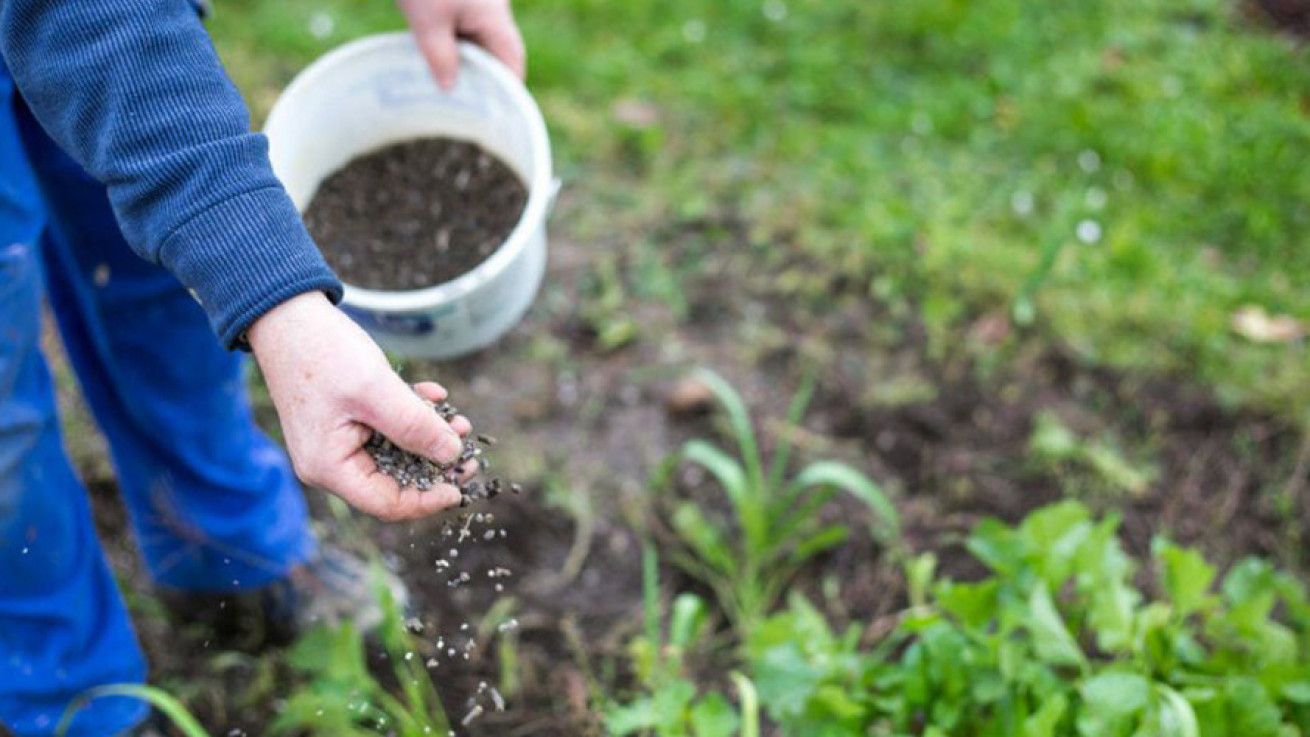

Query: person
left=0, top=0, right=526, bottom=734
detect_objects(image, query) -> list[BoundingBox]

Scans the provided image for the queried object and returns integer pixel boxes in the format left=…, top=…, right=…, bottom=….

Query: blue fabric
left=0, top=0, right=343, bottom=348
left=0, top=60, right=317, bottom=736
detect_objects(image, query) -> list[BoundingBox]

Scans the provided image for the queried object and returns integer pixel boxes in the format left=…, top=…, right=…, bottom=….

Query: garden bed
left=77, top=208, right=1309, bottom=734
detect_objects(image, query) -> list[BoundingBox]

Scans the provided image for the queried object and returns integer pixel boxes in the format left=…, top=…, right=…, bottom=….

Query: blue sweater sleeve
left=0, top=0, right=343, bottom=349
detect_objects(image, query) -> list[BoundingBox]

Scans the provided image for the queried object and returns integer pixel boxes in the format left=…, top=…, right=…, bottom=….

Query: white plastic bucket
left=264, top=32, right=554, bottom=359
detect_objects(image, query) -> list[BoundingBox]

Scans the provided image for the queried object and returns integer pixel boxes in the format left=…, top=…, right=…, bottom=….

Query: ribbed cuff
left=158, top=186, right=343, bottom=350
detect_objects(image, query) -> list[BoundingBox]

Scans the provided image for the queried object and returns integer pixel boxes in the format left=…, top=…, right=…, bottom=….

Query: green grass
left=209, top=0, right=1310, bottom=421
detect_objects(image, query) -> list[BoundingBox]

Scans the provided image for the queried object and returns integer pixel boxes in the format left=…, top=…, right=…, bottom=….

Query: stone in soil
left=304, top=137, right=527, bottom=291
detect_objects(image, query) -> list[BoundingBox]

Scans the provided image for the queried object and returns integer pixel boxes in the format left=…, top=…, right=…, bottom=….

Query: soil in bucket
left=304, top=137, right=528, bottom=291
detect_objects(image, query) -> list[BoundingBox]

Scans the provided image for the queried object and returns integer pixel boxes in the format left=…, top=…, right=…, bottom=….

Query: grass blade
left=792, top=461, right=901, bottom=546
left=681, top=439, right=767, bottom=551
left=643, top=542, right=661, bottom=648
left=692, top=368, right=764, bottom=491
left=766, top=369, right=817, bottom=493
left=730, top=672, right=760, bottom=737
left=58, top=684, right=210, bottom=737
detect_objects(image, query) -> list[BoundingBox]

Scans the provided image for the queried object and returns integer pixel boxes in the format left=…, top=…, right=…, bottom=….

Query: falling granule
left=490, top=686, right=507, bottom=711
left=497, top=618, right=520, bottom=633
left=461, top=705, right=484, bottom=726
left=426, top=658, right=439, bottom=668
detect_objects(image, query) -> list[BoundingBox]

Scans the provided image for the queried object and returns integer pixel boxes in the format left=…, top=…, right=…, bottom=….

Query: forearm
left=0, top=0, right=341, bottom=347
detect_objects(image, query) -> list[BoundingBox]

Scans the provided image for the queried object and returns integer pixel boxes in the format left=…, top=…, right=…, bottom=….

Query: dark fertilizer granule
left=365, top=399, right=521, bottom=508
left=305, top=137, right=528, bottom=291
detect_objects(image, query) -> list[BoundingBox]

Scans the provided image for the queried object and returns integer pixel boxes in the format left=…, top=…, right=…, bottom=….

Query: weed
left=661, top=368, right=901, bottom=631
left=605, top=545, right=758, bottom=737
left=271, top=566, right=453, bottom=736
left=1028, top=410, right=1158, bottom=498
left=58, top=684, right=210, bottom=737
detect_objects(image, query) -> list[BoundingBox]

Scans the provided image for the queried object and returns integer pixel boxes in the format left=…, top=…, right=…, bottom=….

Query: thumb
left=361, top=377, right=463, bottom=465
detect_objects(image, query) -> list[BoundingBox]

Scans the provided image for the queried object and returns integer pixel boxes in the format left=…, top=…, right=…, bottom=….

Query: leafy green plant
left=663, top=368, right=901, bottom=631
left=742, top=501, right=1310, bottom=736
left=606, top=545, right=758, bottom=737
left=272, top=566, right=453, bottom=736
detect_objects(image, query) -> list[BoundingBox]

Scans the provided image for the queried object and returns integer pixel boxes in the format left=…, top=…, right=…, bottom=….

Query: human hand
left=397, top=0, right=526, bottom=90
left=248, top=291, right=471, bottom=521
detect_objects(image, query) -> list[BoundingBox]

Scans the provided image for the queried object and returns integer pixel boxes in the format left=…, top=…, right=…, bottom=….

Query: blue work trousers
left=0, top=60, right=314, bottom=735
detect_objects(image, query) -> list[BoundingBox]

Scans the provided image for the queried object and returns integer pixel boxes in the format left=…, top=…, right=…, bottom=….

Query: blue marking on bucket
left=342, top=303, right=460, bottom=337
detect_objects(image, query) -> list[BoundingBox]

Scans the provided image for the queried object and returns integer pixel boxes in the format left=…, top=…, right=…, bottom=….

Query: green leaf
left=731, top=672, right=761, bottom=737
left=751, top=643, right=826, bottom=721
left=967, top=518, right=1026, bottom=576
left=907, top=552, right=939, bottom=610
left=1024, top=692, right=1068, bottom=737
left=681, top=440, right=751, bottom=513
left=1020, top=500, right=1093, bottom=589
left=690, top=692, right=740, bottom=737
left=59, top=685, right=211, bottom=737
left=790, top=524, right=850, bottom=565
left=1282, top=681, right=1310, bottom=704
left=1029, top=583, right=1086, bottom=669
left=1223, top=677, right=1283, bottom=737
left=606, top=697, right=662, bottom=735
left=1152, top=539, right=1216, bottom=618
left=691, top=368, right=764, bottom=490
left=1154, top=684, right=1200, bottom=737
left=767, top=369, right=817, bottom=494
left=791, top=460, right=901, bottom=544
left=670, top=502, right=736, bottom=577
left=1081, top=517, right=1139, bottom=654
left=1077, top=672, right=1149, bottom=737
left=934, top=578, right=998, bottom=630
left=669, top=593, right=709, bottom=650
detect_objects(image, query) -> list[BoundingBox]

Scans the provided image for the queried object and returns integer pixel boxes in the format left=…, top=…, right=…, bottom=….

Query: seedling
left=662, top=368, right=902, bottom=631
left=606, top=545, right=759, bottom=737
left=271, top=567, right=453, bottom=736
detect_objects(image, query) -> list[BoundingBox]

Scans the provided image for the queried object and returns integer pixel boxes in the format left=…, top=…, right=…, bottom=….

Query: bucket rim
left=264, top=31, right=553, bottom=314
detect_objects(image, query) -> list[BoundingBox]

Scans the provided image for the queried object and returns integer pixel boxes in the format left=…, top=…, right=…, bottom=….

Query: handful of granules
left=364, top=399, right=520, bottom=506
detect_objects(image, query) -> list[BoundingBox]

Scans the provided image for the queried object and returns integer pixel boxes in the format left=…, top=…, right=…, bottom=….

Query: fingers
left=412, top=382, right=472, bottom=436
left=327, top=452, right=463, bottom=521
left=400, top=0, right=526, bottom=88
left=421, top=24, right=461, bottom=91
left=413, top=381, right=448, bottom=403
left=464, top=4, right=527, bottom=79
left=359, top=375, right=463, bottom=464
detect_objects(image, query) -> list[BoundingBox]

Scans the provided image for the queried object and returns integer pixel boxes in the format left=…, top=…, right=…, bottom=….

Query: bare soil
left=305, top=137, right=527, bottom=291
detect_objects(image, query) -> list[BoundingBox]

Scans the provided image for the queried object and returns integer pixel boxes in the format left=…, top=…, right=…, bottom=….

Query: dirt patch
left=1251, top=0, right=1310, bottom=35
left=305, top=137, right=527, bottom=291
